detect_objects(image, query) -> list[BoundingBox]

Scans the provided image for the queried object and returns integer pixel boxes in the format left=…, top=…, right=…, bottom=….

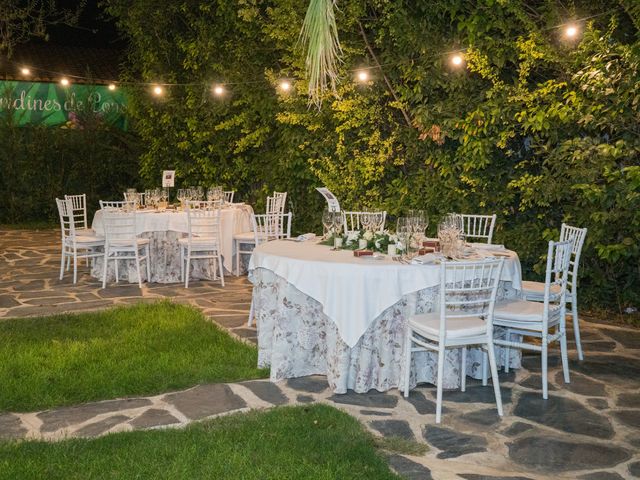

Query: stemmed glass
left=396, top=217, right=412, bottom=259
left=369, top=212, right=384, bottom=232
left=322, top=208, right=334, bottom=239
left=410, top=210, right=429, bottom=243
left=177, top=189, right=186, bottom=208
left=331, top=211, right=344, bottom=248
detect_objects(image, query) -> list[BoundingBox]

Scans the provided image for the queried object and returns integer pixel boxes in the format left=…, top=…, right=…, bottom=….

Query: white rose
left=347, top=231, right=360, bottom=243
left=363, top=231, right=374, bottom=241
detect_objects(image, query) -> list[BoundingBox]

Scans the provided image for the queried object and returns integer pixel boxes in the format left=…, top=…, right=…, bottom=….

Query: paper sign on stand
left=316, top=187, right=340, bottom=212
left=162, top=170, right=175, bottom=188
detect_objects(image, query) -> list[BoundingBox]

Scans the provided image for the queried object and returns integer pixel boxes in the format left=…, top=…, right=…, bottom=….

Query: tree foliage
left=103, top=0, right=640, bottom=309
left=0, top=0, right=84, bottom=57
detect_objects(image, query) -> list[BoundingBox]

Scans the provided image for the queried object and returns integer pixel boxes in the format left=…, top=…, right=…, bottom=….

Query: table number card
left=162, top=170, right=175, bottom=188
left=316, top=187, right=341, bottom=212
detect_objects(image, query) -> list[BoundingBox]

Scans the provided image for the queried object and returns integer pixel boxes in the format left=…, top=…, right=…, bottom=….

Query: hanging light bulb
left=60, top=77, right=70, bottom=86
left=153, top=85, right=163, bottom=96
left=451, top=54, right=464, bottom=67
left=356, top=70, right=369, bottom=82
left=278, top=80, right=291, bottom=92
left=108, top=83, right=116, bottom=91
left=212, top=84, right=225, bottom=96
left=21, top=67, right=31, bottom=76
left=565, top=25, right=579, bottom=38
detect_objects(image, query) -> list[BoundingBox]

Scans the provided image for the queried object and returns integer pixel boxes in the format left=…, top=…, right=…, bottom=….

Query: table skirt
left=91, top=231, right=224, bottom=284
left=252, top=268, right=521, bottom=394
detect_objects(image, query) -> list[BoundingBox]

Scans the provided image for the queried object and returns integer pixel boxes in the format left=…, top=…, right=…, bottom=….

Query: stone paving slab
left=2, top=229, right=640, bottom=480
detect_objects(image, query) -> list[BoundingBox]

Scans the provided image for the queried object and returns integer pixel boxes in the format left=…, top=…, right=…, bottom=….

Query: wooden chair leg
left=487, top=343, right=504, bottom=416
left=403, top=334, right=412, bottom=398
left=102, top=251, right=108, bottom=289
left=541, top=340, right=549, bottom=399
left=218, top=252, right=225, bottom=287
left=571, top=294, right=584, bottom=361
left=134, top=250, right=142, bottom=288
left=145, top=245, right=151, bottom=283
left=435, top=346, right=446, bottom=423
left=59, top=246, right=66, bottom=280
left=73, top=249, right=78, bottom=284
left=460, top=347, right=467, bottom=392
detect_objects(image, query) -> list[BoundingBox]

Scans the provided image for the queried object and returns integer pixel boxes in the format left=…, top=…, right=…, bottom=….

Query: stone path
left=1, top=229, right=640, bottom=480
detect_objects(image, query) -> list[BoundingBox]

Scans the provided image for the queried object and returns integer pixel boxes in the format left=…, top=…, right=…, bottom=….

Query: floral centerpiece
left=321, top=230, right=398, bottom=253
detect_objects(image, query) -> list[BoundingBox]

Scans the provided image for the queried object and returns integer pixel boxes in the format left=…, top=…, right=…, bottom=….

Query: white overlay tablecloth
left=249, top=240, right=523, bottom=393
left=91, top=205, right=252, bottom=282
left=249, top=240, right=521, bottom=348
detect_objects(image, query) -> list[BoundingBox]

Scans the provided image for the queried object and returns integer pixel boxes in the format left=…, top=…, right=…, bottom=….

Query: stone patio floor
left=1, top=228, right=639, bottom=480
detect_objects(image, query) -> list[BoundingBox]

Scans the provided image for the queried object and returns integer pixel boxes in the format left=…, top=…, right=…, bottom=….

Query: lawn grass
left=0, top=404, right=400, bottom=480
left=0, top=302, right=268, bottom=412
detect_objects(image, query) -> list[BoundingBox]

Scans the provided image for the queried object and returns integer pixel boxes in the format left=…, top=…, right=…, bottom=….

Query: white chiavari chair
left=493, top=240, right=573, bottom=398
left=178, top=201, right=225, bottom=288
left=100, top=201, right=150, bottom=289
left=223, top=191, right=235, bottom=203
left=100, top=200, right=133, bottom=210
left=458, top=214, right=497, bottom=244
left=64, top=194, right=93, bottom=235
left=403, top=258, right=505, bottom=423
left=233, top=213, right=279, bottom=276
left=520, top=224, right=588, bottom=360
left=342, top=211, right=387, bottom=234
left=56, top=198, right=104, bottom=284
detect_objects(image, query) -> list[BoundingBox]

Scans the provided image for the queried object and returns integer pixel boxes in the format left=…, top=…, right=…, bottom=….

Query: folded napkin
left=471, top=243, right=506, bottom=251
left=296, top=233, right=317, bottom=242
left=411, top=253, right=440, bottom=265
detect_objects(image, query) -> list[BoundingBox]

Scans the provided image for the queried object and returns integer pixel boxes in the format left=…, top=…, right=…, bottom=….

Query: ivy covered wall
left=102, top=0, right=640, bottom=310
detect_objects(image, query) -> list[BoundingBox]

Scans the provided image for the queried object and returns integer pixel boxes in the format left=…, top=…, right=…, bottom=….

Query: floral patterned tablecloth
left=251, top=267, right=521, bottom=394
left=91, top=206, right=252, bottom=283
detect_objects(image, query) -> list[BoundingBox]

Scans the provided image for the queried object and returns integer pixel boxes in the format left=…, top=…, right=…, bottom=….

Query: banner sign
left=0, top=80, right=128, bottom=129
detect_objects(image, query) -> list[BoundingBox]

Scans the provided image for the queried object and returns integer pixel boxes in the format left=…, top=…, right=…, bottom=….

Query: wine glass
left=332, top=211, right=344, bottom=237
left=396, top=217, right=412, bottom=258
left=368, top=212, right=382, bottom=232
left=322, top=208, right=334, bottom=239
left=177, top=189, right=186, bottom=208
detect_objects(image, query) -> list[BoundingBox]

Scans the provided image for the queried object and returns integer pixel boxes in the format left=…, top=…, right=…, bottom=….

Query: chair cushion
left=494, top=299, right=561, bottom=323
left=409, top=312, right=487, bottom=339
left=66, top=235, right=104, bottom=246
left=521, top=280, right=561, bottom=298
left=232, top=231, right=256, bottom=242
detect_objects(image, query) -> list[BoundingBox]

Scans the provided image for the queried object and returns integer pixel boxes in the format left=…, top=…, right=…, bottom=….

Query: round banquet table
left=249, top=240, right=523, bottom=394
left=91, top=205, right=252, bottom=284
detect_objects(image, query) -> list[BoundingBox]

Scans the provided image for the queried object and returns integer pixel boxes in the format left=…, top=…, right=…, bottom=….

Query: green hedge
left=0, top=122, right=141, bottom=224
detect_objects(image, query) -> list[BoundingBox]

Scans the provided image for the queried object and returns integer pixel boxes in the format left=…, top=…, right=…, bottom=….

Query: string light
left=278, top=80, right=291, bottom=92
left=565, top=25, right=579, bottom=38
left=356, top=70, right=369, bottom=82
left=212, top=84, right=225, bottom=96
left=451, top=54, right=464, bottom=67
left=0, top=8, right=616, bottom=96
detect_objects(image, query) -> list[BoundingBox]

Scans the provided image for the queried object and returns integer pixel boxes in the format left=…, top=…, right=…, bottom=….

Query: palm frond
left=299, top=0, right=343, bottom=108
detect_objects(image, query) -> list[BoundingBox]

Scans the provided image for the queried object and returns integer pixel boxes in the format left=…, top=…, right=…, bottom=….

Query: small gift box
left=423, top=240, right=439, bottom=248
left=353, top=249, right=374, bottom=257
